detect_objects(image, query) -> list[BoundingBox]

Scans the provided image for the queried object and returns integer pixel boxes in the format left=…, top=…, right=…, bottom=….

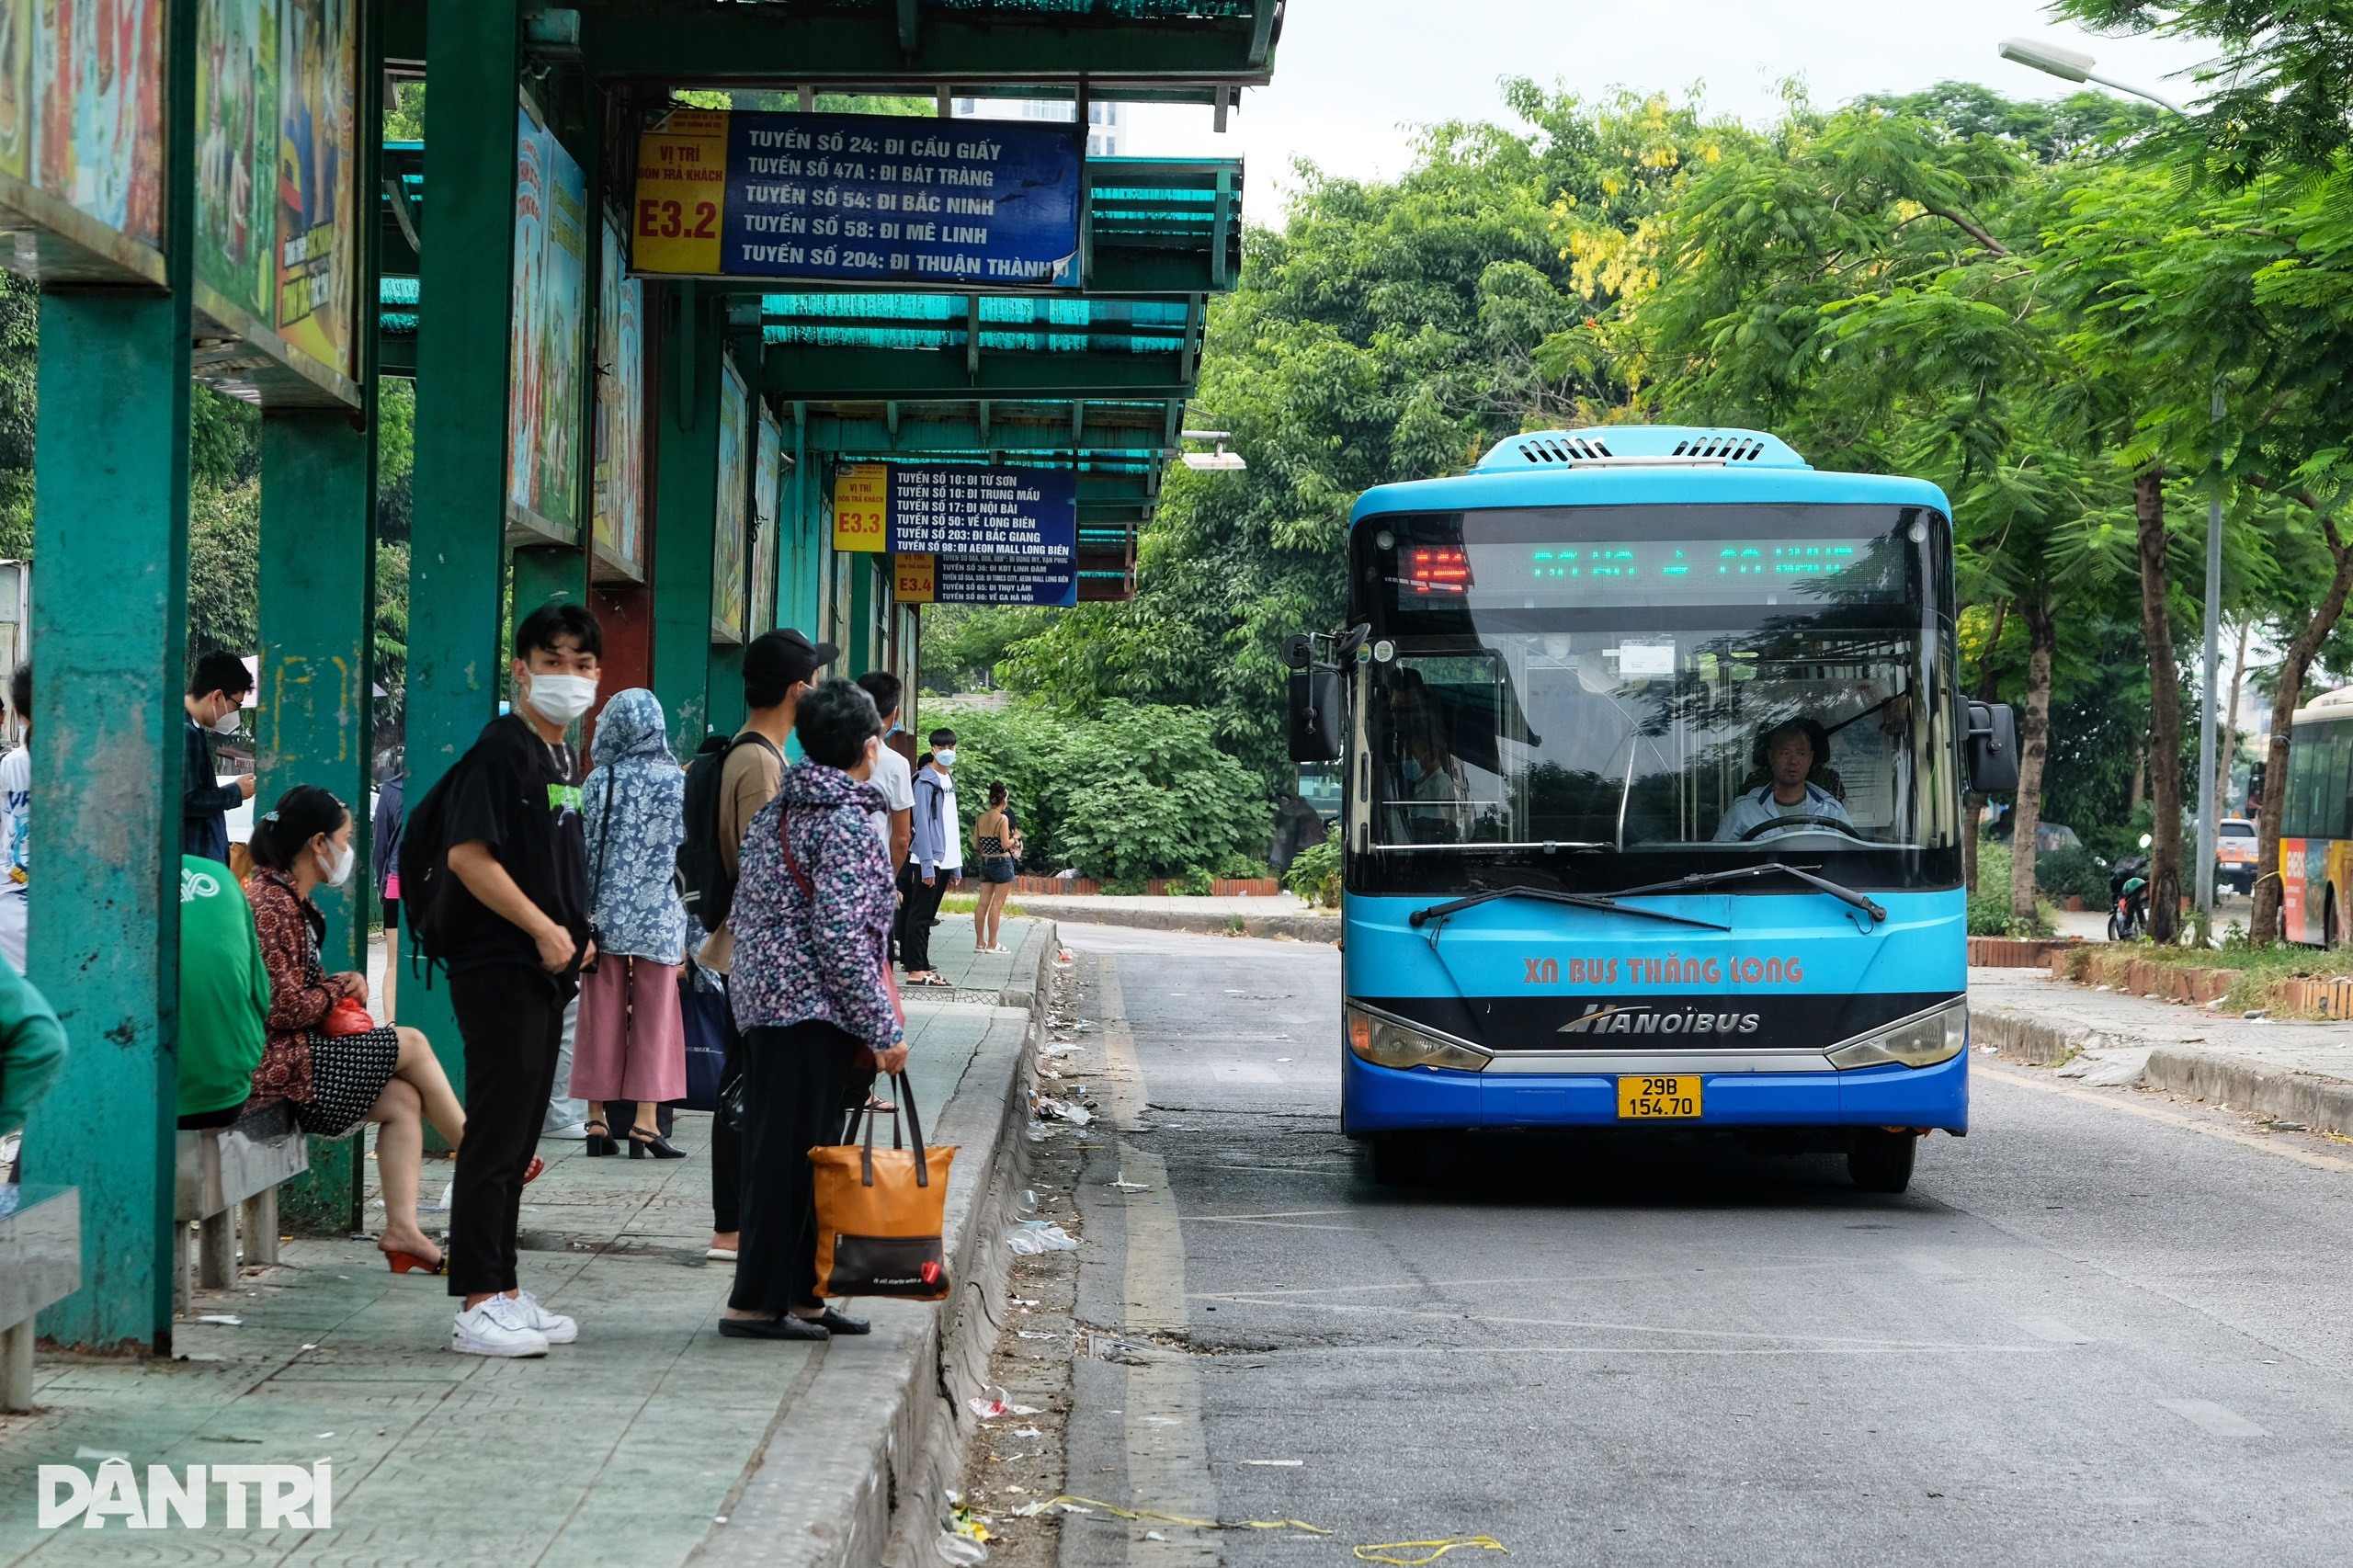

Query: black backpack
left=397, top=751, right=477, bottom=988
left=679, top=731, right=780, bottom=934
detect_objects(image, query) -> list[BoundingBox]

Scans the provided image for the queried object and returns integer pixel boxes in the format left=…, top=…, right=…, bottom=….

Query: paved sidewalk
left=1971, top=966, right=2353, bottom=1136
left=1009, top=891, right=1337, bottom=942
left=0, top=919, right=1051, bottom=1566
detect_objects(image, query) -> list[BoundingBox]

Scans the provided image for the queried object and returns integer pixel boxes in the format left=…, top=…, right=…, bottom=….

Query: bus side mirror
left=1288, top=667, right=1344, bottom=764
left=1967, top=701, right=2019, bottom=795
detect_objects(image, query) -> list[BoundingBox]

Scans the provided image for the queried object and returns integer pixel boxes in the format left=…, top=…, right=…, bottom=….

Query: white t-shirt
left=869, top=744, right=915, bottom=860
left=0, top=745, right=28, bottom=898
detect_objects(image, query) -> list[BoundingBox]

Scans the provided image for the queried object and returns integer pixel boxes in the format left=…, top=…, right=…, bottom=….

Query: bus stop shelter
left=7, top=0, right=1273, bottom=1354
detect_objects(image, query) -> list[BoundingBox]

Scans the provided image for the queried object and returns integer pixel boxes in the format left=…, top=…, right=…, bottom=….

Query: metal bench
left=0, top=1184, right=79, bottom=1411
left=174, top=1102, right=308, bottom=1312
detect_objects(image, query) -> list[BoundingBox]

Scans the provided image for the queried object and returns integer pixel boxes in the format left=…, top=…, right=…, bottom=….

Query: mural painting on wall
left=752, top=406, right=782, bottom=638
left=507, top=103, right=588, bottom=540
left=192, top=0, right=358, bottom=379
left=0, top=0, right=167, bottom=266
left=710, top=354, right=751, bottom=644
left=593, top=216, right=646, bottom=571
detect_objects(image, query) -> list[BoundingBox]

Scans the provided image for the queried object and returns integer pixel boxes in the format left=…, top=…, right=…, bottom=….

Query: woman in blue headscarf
left=574, top=688, right=693, bottom=1159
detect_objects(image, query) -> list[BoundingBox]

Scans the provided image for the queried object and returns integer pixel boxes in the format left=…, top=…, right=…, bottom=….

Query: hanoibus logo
left=37, top=1459, right=331, bottom=1529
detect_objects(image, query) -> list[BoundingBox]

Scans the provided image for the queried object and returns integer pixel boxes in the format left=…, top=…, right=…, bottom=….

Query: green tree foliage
left=1003, top=86, right=1733, bottom=795
left=939, top=701, right=1268, bottom=882
left=0, top=273, right=36, bottom=561
left=915, top=603, right=1057, bottom=693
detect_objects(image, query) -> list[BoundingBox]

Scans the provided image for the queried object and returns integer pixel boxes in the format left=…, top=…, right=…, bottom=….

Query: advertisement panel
left=710, top=354, right=751, bottom=644
left=507, top=104, right=588, bottom=540
left=188, top=0, right=358, bottom=397
left=632, top=108, right=1084, bottom=288
left=0, top=0, right=167, bottom=280
left=753, top=406, right=783, bottom=637
left=592, top=216, right=646, bottom=573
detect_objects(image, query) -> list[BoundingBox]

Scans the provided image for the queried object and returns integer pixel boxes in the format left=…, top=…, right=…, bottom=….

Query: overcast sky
left=1121, top=1, right=2217, bottom=214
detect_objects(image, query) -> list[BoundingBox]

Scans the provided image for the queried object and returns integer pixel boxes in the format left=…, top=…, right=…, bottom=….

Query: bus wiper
left=1409, top=881, right=1732, bottom=933
left=1605, top=863, right=1888, bottom=925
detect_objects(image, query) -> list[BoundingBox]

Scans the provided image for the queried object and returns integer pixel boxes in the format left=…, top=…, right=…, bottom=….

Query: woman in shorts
left=970, top=781, right=1021, bottom=954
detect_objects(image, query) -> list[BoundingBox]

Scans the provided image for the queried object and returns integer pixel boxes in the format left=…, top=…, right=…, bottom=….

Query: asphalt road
left=1050, top=923, right=2353, bottom=1567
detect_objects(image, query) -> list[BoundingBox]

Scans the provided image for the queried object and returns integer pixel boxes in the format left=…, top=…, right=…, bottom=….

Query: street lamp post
left=1999, top=38, right=2223, bottom=942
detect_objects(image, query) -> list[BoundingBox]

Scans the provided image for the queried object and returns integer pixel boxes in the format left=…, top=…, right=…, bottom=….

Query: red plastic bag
left=321, top=997, right=376, bottom=1038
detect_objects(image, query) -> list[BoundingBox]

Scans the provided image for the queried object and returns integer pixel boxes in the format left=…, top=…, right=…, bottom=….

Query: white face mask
left=525, top=672, right=598, bottom=726
left=212, top=705, right=243, bottom=735
left=317, top=840, right=355, bottom=889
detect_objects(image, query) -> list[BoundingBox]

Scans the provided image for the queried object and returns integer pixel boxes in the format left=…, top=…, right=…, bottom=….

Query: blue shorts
left=978, top=858, right=1015, bottom=885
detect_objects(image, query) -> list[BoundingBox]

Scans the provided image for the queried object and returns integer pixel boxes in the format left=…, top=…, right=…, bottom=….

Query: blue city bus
left=1286, top=426, right=2018, bottom=1192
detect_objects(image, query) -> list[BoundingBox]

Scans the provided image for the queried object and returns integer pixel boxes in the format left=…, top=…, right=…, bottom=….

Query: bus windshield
left=1351, top=504, right=1963, bottom=895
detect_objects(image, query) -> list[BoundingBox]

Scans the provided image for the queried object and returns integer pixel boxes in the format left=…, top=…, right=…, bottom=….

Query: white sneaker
left=452, top=1296, right=550, bottom=1358
left=542, top=1120, right=590, bottom=1141
left=512, top=1290, right=578, bottom=1345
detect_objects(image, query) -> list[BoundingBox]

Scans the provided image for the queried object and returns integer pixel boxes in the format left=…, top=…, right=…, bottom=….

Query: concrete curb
left=699, top=921, right=1056, bottom=1568
left=1019, top=902, right=1341, bottom=944
left=1969, top=1002, right=2353, bottom=1139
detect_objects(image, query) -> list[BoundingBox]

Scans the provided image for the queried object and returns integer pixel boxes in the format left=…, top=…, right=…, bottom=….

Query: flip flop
left=912, top=972, right=954, bottom=988
left=523, top=1156, right=545, bottom=1185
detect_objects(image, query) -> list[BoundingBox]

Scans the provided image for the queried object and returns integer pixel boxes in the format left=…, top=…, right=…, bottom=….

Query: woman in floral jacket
left=574, top=687, right=692, bottom=1159
left=721, top=678, right=908, bottom=1341
left=246, top=785, right=466, bottom=1273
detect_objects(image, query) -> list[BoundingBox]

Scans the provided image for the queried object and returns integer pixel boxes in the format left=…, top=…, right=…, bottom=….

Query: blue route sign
left=932, top=558, right=1080, bottom=608
left=633, top=109, right=1085, bottom=287
left=886, top=466, right=1076, bottom=560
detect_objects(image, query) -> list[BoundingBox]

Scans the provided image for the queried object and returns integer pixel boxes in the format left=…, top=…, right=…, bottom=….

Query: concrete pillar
left=407, top=0, right=524, bottom=1096
left=651, top=284, right=722, bottom=755
left=256, top=407, right=379, bottom=1234
left=22, top=0, right=199, bottom=1354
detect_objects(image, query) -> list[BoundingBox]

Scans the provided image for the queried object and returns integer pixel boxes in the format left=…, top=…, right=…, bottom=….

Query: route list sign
left=631, top=108, right=1084, bottom=287
left=893, top=552, right=1079, bottom=608
left=832, top=463, right=1076, bottom=561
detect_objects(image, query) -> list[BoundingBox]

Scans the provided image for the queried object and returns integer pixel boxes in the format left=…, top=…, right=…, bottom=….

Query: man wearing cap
left=704, top=628, right=835, bottom=1264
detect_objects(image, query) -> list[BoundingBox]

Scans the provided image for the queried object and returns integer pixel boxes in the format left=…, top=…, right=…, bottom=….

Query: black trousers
left=900, top=870, right=949, bottom=973
left=448, top=966, right=568, bottom=1298
left=710, top=1001, right=745, bottom=1235
left=729, top=1020, right=856, bottom=1315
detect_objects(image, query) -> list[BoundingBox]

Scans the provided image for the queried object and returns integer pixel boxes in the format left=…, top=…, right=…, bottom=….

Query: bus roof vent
left=1475, top=426, right=1811, bottom=472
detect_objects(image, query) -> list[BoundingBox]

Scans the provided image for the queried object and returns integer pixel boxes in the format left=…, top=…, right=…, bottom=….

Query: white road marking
left=1099, top=956, right=1221, bottom=1564
left=2158, top=1398, right=2268, bottom=1437
left=1979, top=1060, right=2353, bottom=1174
left=1210, top=1062, right=1284, bottom=1085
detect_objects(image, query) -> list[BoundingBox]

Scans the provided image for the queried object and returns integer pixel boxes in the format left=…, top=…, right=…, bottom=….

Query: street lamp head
left=1998, top=36, right=2095, bottom=84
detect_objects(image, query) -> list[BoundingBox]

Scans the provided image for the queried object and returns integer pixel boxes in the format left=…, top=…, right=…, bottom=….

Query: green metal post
left=651, top=284, right=721, bottom=754
left=408, top=0, right=522, bottom=1097
left=256, top=410, right=379, bottom=1233
left=848, top=552, right=878, bottom=676
left=24, top=0, right=200, bottom=1353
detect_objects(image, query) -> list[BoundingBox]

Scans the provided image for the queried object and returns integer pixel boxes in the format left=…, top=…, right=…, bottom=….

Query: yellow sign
left=833, top=464, right=890, bottom=552
left=1616, top=1074, right=1702, bottom=1119
left=892, top=554, right=937, bottom=604
left=631, top=110, right=727, bottom=275
left=889, top=548, right=936, bottom=597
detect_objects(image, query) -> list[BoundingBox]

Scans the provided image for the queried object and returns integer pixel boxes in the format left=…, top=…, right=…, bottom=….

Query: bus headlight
left=1826, top=1001, right=1969, bottom=1070
left=1346, top=1006, right=1491, bottom=1073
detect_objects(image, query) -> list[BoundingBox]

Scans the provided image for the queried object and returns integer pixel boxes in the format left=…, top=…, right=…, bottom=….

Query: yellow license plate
left=1617, top=1074, right=1702, bottom=1119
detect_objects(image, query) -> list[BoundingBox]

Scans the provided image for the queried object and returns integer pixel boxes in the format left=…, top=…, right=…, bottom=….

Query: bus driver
left=1714, top=717, right=1852, bottom=843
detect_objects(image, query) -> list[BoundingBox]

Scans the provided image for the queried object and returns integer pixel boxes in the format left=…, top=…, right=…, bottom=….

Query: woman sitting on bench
left=245, top=786, right=469, bottom=1275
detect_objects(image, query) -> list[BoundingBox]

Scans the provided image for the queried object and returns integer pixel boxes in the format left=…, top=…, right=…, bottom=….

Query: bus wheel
left=1370, top=1134, right=1427, bottom=1187
left=1848, top=1131, right=1917, bottom=1194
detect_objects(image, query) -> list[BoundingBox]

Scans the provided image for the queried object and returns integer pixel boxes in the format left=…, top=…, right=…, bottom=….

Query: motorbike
left=2107, top=853, right=2150, bottom=941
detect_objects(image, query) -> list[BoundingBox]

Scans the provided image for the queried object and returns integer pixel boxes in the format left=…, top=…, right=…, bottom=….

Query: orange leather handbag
left=810, top=1072, right=956, bottom=1301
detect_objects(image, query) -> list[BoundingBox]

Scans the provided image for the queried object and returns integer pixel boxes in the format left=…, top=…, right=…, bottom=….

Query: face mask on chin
left=524, top=672, right=598, bottom=726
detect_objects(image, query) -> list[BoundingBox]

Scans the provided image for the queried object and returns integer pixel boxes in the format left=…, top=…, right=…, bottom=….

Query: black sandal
left=583, top=1119, right=617, bottom=1158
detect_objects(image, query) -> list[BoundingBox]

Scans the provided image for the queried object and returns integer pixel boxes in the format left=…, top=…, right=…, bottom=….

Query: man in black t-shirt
left=442, top=602, right=602, bottom=1358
